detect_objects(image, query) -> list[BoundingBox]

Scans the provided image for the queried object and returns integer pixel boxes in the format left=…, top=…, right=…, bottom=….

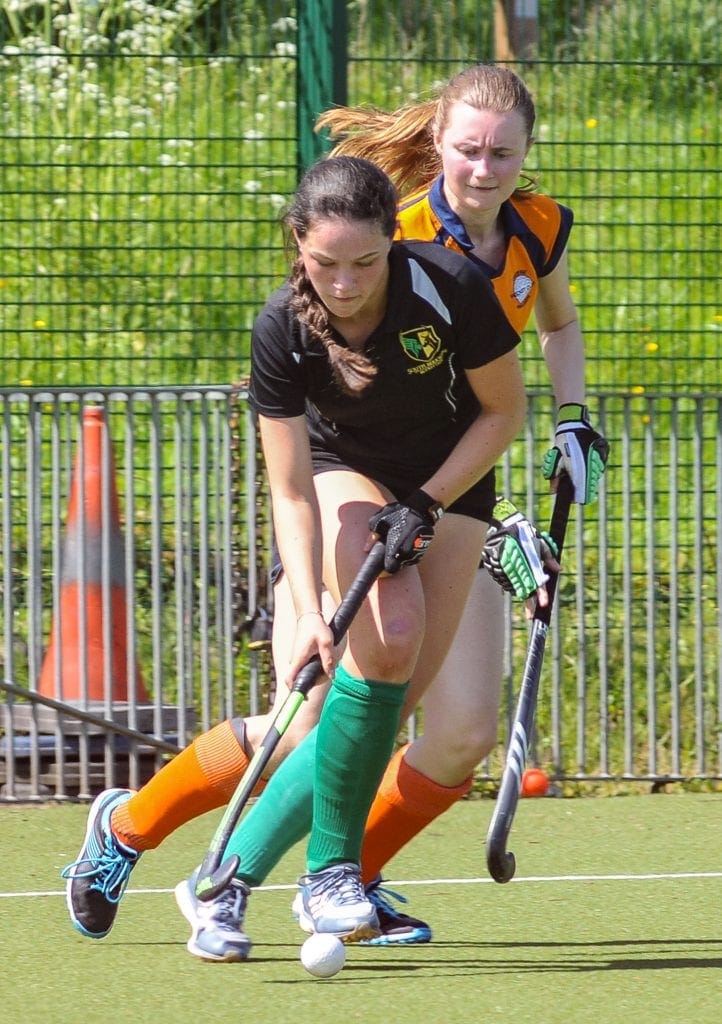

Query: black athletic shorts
left=269, top=461, right=494, bottom=585
left=310, top=450, right=495, bottom=522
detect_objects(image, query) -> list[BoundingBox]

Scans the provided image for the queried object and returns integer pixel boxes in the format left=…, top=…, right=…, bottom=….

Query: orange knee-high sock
left=111, top=719, right=260, bottom=851
left=360, top=744, right=472, bottom=885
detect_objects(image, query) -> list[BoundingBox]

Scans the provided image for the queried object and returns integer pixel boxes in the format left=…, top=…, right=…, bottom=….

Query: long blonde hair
left=316, top=64, right=537, bottom=195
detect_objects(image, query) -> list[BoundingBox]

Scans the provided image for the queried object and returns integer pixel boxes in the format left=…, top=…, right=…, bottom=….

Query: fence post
left=494, top=0, right=539, bottom=61
left=296, top=0, right=348, bottom=175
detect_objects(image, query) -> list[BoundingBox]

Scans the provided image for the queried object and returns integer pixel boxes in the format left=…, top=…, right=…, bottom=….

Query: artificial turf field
left=2, top=792, right=720, bottom=1024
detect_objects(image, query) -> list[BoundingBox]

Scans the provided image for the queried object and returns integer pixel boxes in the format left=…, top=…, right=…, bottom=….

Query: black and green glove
left=481, top=497, right=558, bottom=600
left=542, top=403, right=609, bottom=504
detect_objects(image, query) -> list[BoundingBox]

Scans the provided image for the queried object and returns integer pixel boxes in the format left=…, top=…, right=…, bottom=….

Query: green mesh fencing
left=1, top=1, right=720, bottom=390
left=2, top=1, right=298, bottom=386
left=345, top=1, right=721, bottom=395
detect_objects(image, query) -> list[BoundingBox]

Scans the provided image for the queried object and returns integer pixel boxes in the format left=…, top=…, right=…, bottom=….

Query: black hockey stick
left=485, top=473, right=574, bottom=883
left=195, top=540, right=386, bottom=901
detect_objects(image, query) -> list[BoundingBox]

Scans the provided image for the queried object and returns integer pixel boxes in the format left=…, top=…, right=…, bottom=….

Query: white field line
left=4, top=871, right=722, bottom=900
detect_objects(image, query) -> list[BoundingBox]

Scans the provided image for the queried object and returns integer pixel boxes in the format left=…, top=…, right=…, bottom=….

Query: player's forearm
left=271, top=494, right=324, bottom=617
left=420, top=407, right=525, bottom=509
left=537, top=320, right=586, bottom=407
left=259, top=413, right=324, bottom=615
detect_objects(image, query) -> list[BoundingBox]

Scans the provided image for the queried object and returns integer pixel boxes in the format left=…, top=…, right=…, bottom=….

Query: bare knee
left=409, top=721, right=499, bottom=784
left=355, top=606, right=425, bottom=681
left=457, top=719, right=499, bottom=766
left=440, top=725, right=498, bottom=777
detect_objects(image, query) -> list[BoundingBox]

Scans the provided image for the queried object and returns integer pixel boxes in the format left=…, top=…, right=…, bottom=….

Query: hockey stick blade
left=195, top=541, right=386, bottom=901
left=485, top=474, right=574, bottom=883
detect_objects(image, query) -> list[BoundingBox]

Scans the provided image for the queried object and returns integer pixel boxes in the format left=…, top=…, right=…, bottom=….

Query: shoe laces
left=366, top=880, right=409, bottom=917
left=61, top=841, right=135, bottom=905
left=307, top=864, right=366, bottom=908
left=200, top=881, right=249, bottom=930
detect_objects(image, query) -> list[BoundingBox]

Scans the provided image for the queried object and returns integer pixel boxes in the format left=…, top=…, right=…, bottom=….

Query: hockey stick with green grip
left=195, top=540, right=386, bottom=901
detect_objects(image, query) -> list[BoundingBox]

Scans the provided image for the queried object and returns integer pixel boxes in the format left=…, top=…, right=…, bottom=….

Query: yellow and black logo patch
left=399, top=325, right=442, bottom=362
left=399, top=326, right=447, bottom=376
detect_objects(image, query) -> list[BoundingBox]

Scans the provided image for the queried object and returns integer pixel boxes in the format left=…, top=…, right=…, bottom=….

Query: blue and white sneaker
left=293, top=874, right=432, bottom=945
left=296, top=862, right=379, bottom=942
left=174, top=869, right=252, bottom=963
left=361, top=877, right=432, bottom=945
left=61, top=788, right=139, bottom=938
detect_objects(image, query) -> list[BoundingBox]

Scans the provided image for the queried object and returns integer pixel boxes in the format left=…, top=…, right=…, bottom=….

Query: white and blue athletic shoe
left=296, top=862, right=379, bottom=941
left=61, top=788, right=139, bottom=938
left=293, top=873, right=432, bottom=945
left=175, top=869, right=253, bottom=962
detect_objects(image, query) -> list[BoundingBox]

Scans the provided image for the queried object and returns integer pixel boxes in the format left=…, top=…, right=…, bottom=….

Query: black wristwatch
left=426, top=498, right=445, bottom=524
left=406, top=488, right=445, bottom=524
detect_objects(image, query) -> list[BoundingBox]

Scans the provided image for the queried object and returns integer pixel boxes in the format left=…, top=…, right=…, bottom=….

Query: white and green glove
left=542, top=403, right=609, bottom=504
left=481, top=497, right=559, bottom=600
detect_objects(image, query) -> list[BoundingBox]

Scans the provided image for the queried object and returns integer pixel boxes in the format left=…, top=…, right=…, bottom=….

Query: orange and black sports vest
left=395, top=176, right=573, bottom=337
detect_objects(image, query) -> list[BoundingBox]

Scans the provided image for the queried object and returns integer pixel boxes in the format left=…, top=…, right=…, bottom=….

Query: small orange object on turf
left=521, top=767, right=550, bottom=797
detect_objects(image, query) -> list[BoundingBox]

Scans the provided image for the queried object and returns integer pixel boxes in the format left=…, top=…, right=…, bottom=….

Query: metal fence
left=2, top=386, right=720, bottom=800
left=0, top=386, right=276, bottom=799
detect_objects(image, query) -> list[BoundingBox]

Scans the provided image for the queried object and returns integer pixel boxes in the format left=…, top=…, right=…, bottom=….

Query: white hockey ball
left=300, top=932, right=346, bottom=978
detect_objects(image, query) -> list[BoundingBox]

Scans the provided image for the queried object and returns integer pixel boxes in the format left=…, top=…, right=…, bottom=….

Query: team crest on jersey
left=512, top=270, right=534, bottom=307
left=399, top=326, right=445, bottom=375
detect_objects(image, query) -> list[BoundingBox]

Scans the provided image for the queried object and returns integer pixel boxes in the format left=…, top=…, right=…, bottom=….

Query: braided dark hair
left=285, top=156, right=398, bottom=396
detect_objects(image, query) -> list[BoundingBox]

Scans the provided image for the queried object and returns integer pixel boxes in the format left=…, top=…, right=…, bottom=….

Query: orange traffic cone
left=38, top=406, right=149, bottom=704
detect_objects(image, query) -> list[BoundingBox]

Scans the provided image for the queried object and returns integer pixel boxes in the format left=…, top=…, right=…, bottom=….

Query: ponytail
left=317, top=102, right=439, bottom=194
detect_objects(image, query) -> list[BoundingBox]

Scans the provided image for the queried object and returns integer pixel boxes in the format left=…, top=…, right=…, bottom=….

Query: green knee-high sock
left=307, top=665, right=408, bottom=873
left=224, top=726, right=317, bottom=887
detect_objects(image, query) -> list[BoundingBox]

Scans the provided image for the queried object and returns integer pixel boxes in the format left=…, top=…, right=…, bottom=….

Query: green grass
left=2, top=793, right=720, bottom=1024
